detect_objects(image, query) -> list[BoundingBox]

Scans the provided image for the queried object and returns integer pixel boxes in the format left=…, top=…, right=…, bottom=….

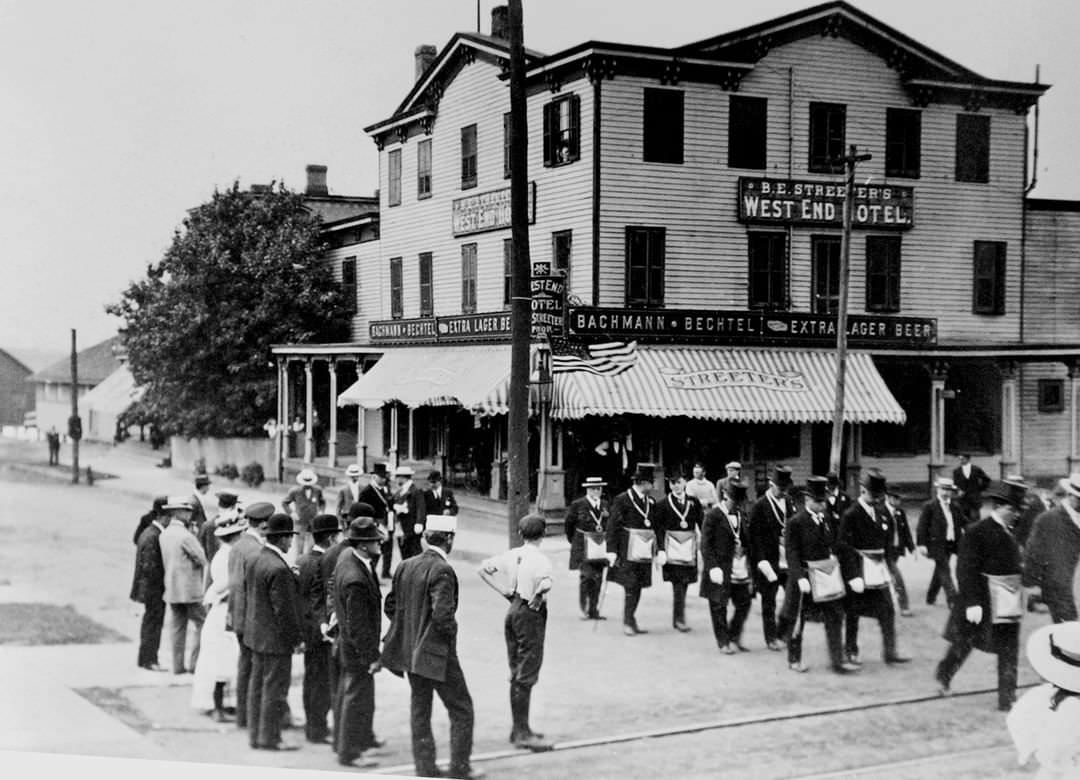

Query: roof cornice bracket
left=545, top=71, right=562, bottom=93
left=584, top=55, right=617, bottom=84
left=660, top=59, right=681, bottom=86
left=822, top=13, right=843, bottom=38
left=964, top=89, right=985, bottom=113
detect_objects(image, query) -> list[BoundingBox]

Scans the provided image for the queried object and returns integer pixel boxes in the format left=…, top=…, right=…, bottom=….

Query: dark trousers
left=845, top=590, right=899, bottom=660
left=671, top=582, right=689, bottom=625
left=787, top=600, right=846, bottom=668
left=48, top=444, right=59, bottom=465
left=380, top=536, right=394, bottom=578
left=622, top=584, right=642, bottom=628
left=578, top=563, right=604, bottom=617
left=926, top=551, right=958, bottom=607
left=757, top=573, right=788, bottom=643
left=137, top=597, right=166, bottom=667
left=236, top=639, right=253, bottom=728
left=886, top=558, right=910, bottom=611
left=408, top=658, right=475, bottom=777
left=336, top=666, right=376, bottom=760
left=707, top=584, right=752, bottom=648
left=302, top=642, right=331, bottom=741
left=400, top=535, right=422, bottom=561
left=329, top=649, right=342, bottom=742
left=936, top=623, right=1019, bottom=709
left=248, top=651, right=292, bottom=749
left=505, top=599, right=546, bottom=686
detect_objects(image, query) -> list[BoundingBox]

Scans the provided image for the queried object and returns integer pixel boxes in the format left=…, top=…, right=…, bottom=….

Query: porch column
left=407, top=407, right=415, bottom=462
left=999, top=362, right=1019, bottom=478
left=328, top=358, right=339, bottom=469
left=276, top=358, right=286, bottom=482
left=389, top=404, right=399, bottom=468
left=928, top=361, right=949, bottom=491
left=282, top=359, right=292, bottom=461
left=304, top=359, right=314, bottom=464
left=1069, top=362, right=1080, bottom=473
left=846, top=424, right=863, bottom=487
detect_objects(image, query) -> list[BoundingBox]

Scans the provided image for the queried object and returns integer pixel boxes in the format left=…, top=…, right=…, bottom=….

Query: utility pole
left=505, top=0, right=533, bottom=546
left=70, top=328, right=81, bottom=484
left=829, top=144, right=872, bottom=476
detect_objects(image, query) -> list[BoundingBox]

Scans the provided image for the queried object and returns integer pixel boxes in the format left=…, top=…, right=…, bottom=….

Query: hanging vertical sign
left=530, top=274, right=565, bottom=338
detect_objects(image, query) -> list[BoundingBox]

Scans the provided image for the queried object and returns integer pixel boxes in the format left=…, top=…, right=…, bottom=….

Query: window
left=417, top=139, right=432, bottom=199
left=625, top=227, right=665, bottom=306
left=809, top=102, right=846, bottom=173
left=747, top=232, right=788, bottom=310
left=643, top=88, right=684, bottom=164
left=461, top=243, right=478, bottom=313
left=389, top=257, right=403, bottom=319
left=552, top=230, right=572, bottom=276
left=418, top=253, right=433, bottom=317
left=503, top=239, right=513, bottom=307
left=866, top=236, right=902, bottom=312
left=811, top=236, right=841, bottom=314
left=461, top=124, right=477, bottom=189
left=885, top=108, right=921, bottom=179
left=503, top=113, right=512, bottom=179
left=1039, top=379, right=1065, bottom=413
left=341, top=257, right=357, bottom=316
left=973, top=241, right=1006, bottom=315
left=388, top=149, right=402, bottom=207
left=956, top=114, right=990, bottom=183
left=543, top=94, right=580, bottom=166
left=728, top=95, right=767, bottom=169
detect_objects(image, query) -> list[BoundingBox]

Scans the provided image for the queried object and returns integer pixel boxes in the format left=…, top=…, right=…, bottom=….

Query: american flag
left=550, top=339, right=638, bottom=376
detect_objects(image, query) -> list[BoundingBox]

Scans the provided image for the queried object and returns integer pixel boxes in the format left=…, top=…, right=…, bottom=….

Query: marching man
left=564, top=476, right=610, bottom=620
left=699, top=480, right=754, bottom=654
left=606, top=464, right=659, bottom=636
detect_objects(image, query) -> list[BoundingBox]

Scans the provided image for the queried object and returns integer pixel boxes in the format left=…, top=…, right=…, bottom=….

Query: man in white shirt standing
left=686, top=462, right=719, bottom=510
left=479, top=514, right=554, bottom=753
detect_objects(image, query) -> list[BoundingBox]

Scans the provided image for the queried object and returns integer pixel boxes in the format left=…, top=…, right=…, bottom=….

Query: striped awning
left=337, top=344, right=519, bottom=416
left=550, top=346, right=906, bottom=424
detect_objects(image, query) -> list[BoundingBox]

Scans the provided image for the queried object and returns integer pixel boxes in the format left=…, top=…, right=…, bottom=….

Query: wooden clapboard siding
left=323, top=239, right=380, bottom=343
left=598, top=35, right=1026, bottom=344
left=1024, top=207, right=1080, bottom=343
left=1019, top=362, right=1071, bottom=477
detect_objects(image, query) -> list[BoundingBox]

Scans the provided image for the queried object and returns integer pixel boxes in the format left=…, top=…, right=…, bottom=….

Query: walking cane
left=593, top=565, right=610, bottom=633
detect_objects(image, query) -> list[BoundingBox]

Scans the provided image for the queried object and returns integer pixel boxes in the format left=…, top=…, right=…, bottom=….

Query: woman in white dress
left=190, top=509, right=244, bottom=721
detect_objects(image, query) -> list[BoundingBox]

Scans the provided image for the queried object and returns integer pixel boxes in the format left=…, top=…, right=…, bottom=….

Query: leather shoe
left=338, top=753, right=378, bottom=768
left=139, top=663, right=167, bottom=672
left=766, top=640, right=783, bottom=651
left=885, top=655, right=912, bottom=665
left=847, top=652, right=862, bottom=665
left=306, top=734, right=332, bottom=744
left=514, top=732, right=553, bottom=752
left=673, top=621, right=691, bottom=633
left=900, top=609, right=914, bottom=617
left=833, top=662, right=861, bottom=674
left=589, top=613, right=607, bottom=621
left=449, top=769, right=485, bottom=780
left=788, top=662, right=810, bottom=673
left=261, top=741, right=300, bottom=751
left=722, top=643, right=737, bottom=655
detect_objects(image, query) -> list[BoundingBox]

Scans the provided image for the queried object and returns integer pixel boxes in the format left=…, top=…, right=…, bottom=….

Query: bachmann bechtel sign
left=738, top=177, right=914, bottom=229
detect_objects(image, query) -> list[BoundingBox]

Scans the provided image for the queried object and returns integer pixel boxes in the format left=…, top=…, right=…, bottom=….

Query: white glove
left=965, top=605, right=983, bottom=624
left=709, top=567, right=724, bottom=585
left=655, top=551, right=668, bottom=567
left=848, top=577, right=866, bottom=594
left=757, top=560, right=778, bottom=583
left=798, top=578, right=811, bottom=594
left=394, top=502, right=408, bottom=514
left=413, top=523, right=423, bottom=535
left=917, top=545, right=928, bottom=557
left=605, top=552, right=617, bottom=566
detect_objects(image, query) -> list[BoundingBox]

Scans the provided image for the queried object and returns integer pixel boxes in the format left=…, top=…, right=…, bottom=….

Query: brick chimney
left=490, top=5, right=509, bottom=40
left=415, top=45, right=437, bottom=82
left=305, top=164, right=328, bottom=196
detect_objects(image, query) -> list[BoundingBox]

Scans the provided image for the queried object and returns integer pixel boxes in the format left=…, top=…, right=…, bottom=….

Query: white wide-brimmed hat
left=934, top=476, right=957, bottom=490
left=296, top=468, right=318, bottom=486
left=426, top=514, right=457, bottom=533
left=345, top=463, right=362, bottom=478
left=394, top=465, right=415, bottom=478
left=1027, top=621, right=1080, bottom=693
left=581, top=476, right=607, bottom=488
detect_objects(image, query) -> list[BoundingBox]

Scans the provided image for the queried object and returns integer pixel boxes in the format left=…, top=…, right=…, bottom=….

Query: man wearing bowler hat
left=228, top=500, right=274, bottom=730
left=190, top=474, right=213, bottom=534
left=606, top=463, right=659, bottom=636
left=131, top=499, right=171, bottom=671
left=296, top=513, right=341, bottom=744
left=839, top=469, right=911, bottom=666
left=936, top=480, right=1028, bottom=710
left=749, top=466, right=796, bottom=650
left=917, top=477, right=964, bottom=609
left=336, top=464, right=366, bottom=521
left=424, top=470, right=460, bottom=519
left=244, top=513, right=303, bottom=750
left=565, top=476, right=610, bottom=620
left=358, top=463, right=395, bottom=578
left=393, top=466, right=425, bottom=561
left=333, top=515, right=386, bottom=768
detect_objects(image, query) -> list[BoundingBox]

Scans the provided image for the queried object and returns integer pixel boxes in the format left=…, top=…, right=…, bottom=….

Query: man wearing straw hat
left=1023, top=473, right=1080, bottom=624
left=392, top=465, right=425, bottom=561
left=283, top=468, right=325, bottom=557
left=917, top=476, right=964, bottom=609
left=564, top=476, right=610, bottom=620
left=336, top=464, right=366, bottom=521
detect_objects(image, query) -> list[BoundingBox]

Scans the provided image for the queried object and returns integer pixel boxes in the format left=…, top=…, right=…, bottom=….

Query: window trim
left=503, top=239, right=513, bottom=308
left=387, top=149, right=402, bottom=207
left=1038, top=379, right=1065, bottom=413
left=418, top=252, right=433, bottom=317
left=728, top=95, right=767, bottom=170
left=417, top=139, right=432, bottom=200
left=865, top=235, right=902, bottom=313
left=460, top=124, right=478, bottom=190
left=389, top=256, right=404, bottom=319
left=642, top=88, right=684, bottom=165
left=552, top=230, right=572, bottom=278
left=956, top=113, right=991, bottom=184
left=885, top=107, right=921, bottom=179
left=543, top=94, right=581, bottom=167
left=341, top=257, right=357, bottom=317
left=461, top=243, right=478, bottom=314
left=747, top=231, right=789, bottom=311
left=972, top=240, right=1006, bottom=315
left=810, top=235, right=842, bottom=315
left=624, top=226, right=666, bottom=307
left=808, top=102, right=846, bottom=174
left=502, top=112, right=512, bottom=180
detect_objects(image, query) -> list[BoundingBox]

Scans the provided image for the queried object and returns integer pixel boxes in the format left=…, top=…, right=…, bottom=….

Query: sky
left=2, top=0, right=1077, bottom=353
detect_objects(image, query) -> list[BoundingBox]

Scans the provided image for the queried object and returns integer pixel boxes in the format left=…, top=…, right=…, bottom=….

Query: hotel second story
left=277, top=2, right=1080, bottom=505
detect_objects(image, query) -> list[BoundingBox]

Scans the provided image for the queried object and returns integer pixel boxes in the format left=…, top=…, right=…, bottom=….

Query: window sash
left=417, top=140, right=432, bottom=199
left=461, top=244, right=477, bottom=313
left=865, top=236, right=902, bottom=313
left=552, top=230, right=572, bottom=276
left=461, top=125, right=478, bottom=189
left=625, top=227, right=665, bottom=306
left=503, top=113, right=512, bottom=179
left=643, top=88, right=684, bottom=164
left=503, top=240, right=513, bottom=307
left=341, top=258, right=357, bottom=316
left=728, top=95, right=767, bottom=169
left=972, top=241, right=1005, bottom=314
left=809, top=103, right=846, bottom=173
left=388, top=149, right=402, bottom=206
left=956, top=114, right=990, bottom=183
left=747, top=232, right=788, bottom=310
left=885, top=108, right=921, bottom=179
left=418, top=253, right=433, bottom=317
left=543, top=95, right=581, bottom=167
left=389, top=257, right=403, bottom=319
left=811, top=237, right=842, bottom=314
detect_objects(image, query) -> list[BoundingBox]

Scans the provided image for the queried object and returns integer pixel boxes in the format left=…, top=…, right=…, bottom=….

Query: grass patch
left=74, top=686, right=154, bottom=734
left=0, top=603, right=129, bottom=645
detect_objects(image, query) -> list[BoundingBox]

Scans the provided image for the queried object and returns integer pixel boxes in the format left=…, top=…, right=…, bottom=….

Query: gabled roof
left=28, top=335, right=124, bottom=386
left=302, top=195, right=379, bottom=225
left=1, top=347, right=64, bottom=374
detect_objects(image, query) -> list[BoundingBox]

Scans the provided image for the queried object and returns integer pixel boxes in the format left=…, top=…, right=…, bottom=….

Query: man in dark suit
left=358, top=463, right=395, bottom=578
left=131, top=509, right=171, bottom=671
left=334, top=516, right=386, bottom=769
left=825, top=471, right=852, bottom=525
left=748, top=465, right=795, bottom=650
left=605, top=463, right=658, bottom=636
left=244, top=513, right=302, bottom=751
left=953, top=453, right=991, bottom=523
left=227, top=501, right=274, bottom=731
left=655, top=470, right=703, bottom=632
left=392, top=466, right=425, bottom=561
left=936, top=480, right=1027, bottom=711
left=296, top=514, right=340, bottom=745
left=917, top=477, right=964, bottom=608
left=423, top=470, right=460, bottom=518
left=699, top=480, right=753, bottom=654
left=336, top=464, right=365, bottom=520
left=564, top=476, right=610, bottom=620
left=839, top=469, right=910, bottom=667
left=1022, top=473, right=1080, bottom=623
left=381, top=515, right=481, bottom=780
left=784, top=477, right=860, bottom=675
left=885, top=490, right=916, bottom=617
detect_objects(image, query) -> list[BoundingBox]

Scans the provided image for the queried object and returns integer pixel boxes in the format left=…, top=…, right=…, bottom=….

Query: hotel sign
left=567, top=307, right=936, bottom=348
left=738, top=177, right=914, bottom=229
left=530, top=275, right=565, bottom=338
left=451, top=182, right=536, bottom=236
left=370, top=312, right=512, bottom=345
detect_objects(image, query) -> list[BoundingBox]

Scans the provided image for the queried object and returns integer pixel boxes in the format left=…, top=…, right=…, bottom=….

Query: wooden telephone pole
left=70, top=328, right=81, bottom=484
left=829, top=145, right=872, bottom=476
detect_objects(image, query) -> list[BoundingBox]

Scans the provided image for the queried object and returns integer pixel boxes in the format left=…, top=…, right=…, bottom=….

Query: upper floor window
left=885, top=108, right=921, bottom=179
left=625, top=227, right=665, bottom=307
left=341, top=257, right=357, bottom=316
left=643, top=88, right=684, bottom=164
left=389, top=257, right=403, bottom=319
left=811, top=236, right=841, bottom=315
left=956, top=114, right=990, bottom=183
left=461, top=243, right=478, bottom=313
left=809, top=102, right=846, bottom=173
left=973, top=240, right=1006, bottom=315
left=728, top=95, right=767, bottom=170
left=747, top=232, right=788, bottom=310
left=388, top=149, right=402, bottom=207
left=418, top=252, right=433, bottom=317
left=503, top=240, right=513, bottom=308
left=543, top=94, right=581, bottom=167
left=417, top=139, right=432, bottom=199
left=552, top=230, right=572, bottom=277
left=866, top=236, right=901, bottom=312
left=461, top=124, right=478, bottom=189
left=503, top=113, right=512, bottom=179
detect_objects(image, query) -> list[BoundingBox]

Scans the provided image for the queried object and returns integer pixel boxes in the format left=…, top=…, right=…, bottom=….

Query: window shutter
left=569, top=94, right=581, bottom=161
left=542, top=102, right=552, bottom=167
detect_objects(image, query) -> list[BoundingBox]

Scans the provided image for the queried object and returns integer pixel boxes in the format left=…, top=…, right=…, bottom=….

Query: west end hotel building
left=274, top=1, right=1080, bottom=507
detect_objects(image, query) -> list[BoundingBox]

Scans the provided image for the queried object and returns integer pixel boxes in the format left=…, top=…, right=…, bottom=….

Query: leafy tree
left=108, top=182, right=350, bottom=437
